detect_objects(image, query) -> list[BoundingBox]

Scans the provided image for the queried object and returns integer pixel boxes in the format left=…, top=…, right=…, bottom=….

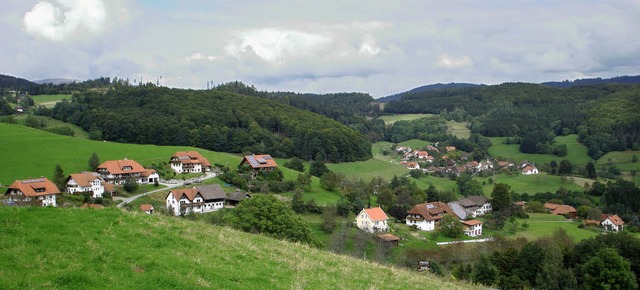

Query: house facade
left=522, top=165, right=539, bottom=175
left=170, top=151, right=212, bottom=174
left=240, top=154, right=278, bottom=177
left=462, top=220, right=483, bottom=237
left=165, top=184, right=227, bottom=216
left=66, top=172, right=108, bottom=198
left=4, top=177, right=60, bottom=207
left=140, top=204, right=154, bottom=214
left=602, top=214, right=624, bottom=231
left=96, top=159, right=158, bottom=185
left=356, top=207, right=389, bottom=233
left=406, top=202, right=453, bottom=231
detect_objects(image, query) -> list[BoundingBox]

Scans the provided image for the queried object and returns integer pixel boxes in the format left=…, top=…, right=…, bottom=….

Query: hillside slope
left=0, top=207, right=477, bottom=289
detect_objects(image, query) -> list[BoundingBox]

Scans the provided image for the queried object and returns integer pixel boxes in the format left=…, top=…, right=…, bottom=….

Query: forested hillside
left=385, top=83, right=640, bottom=158
left=45, top=84, right=372, bottom=162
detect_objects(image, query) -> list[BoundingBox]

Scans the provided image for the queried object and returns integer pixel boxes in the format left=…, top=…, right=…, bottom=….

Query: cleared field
left=446, top=120, right=471, bottom=139
left=377, top=114, right=436, bottom=124
left=477, top=173, right=583, bottom=195
left=31, top=94, right=71, bottom=107
left=399, top=139, right=430, bottom=150
left=14, top=114, right=90, bottom=139
left=596, top=150, right=640, bottom=171
left=488, top=134, right=591, bottom=167
left=513, top=213, right=598, bottom=242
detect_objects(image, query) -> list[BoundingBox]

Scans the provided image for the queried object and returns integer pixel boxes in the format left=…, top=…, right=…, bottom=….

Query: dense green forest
left=43, top=84, right=372, bottom=162
left=385, top=83, right=640, bottom=158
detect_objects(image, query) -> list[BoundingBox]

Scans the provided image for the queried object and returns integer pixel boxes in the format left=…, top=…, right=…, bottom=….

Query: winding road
left=114, top=172, right=218, bottom=208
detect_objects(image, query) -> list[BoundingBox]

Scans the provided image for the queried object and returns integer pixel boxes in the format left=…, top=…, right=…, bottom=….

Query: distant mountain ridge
left=34, top=78, right=79, bottom=85
left=380, top=75, right=640, bottom=102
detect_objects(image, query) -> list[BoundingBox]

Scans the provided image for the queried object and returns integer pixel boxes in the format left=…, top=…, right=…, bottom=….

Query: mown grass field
left=477, top=173, right=583, bottom=195
left=596, top=150, right=640, bottom=171
left=31, top=94, right=71, bottom=107
left=13, top=114, right=90, bottom=139
left=377, top=114, right=436, bottom=124
left=446, top=120, right=471, bottom=139
left=488, top=134, right=591, bottom=166
left=0, top=207, right=476, bottom=289
left=513, top=213, right=598, bottom=242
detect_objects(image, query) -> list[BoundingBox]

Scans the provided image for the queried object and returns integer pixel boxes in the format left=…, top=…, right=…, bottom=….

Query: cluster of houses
left=395, top=144, right=539, bottom=176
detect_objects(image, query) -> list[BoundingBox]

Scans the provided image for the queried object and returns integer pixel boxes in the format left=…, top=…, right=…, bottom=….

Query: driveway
left=114, top=172, right=218, bottom=208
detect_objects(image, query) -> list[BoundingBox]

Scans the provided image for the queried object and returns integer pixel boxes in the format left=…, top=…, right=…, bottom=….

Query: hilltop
left=0, top=207, right=477, bottom=289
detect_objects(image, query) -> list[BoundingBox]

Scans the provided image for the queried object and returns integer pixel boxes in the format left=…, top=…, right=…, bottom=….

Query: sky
left=1, top=0, right=639, bottom=98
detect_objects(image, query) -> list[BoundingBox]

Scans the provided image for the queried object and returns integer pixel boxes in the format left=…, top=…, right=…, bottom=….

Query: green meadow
left=513, top=213, right=598, bottom=242
left=488, top=134, right=591, bottom=166
left=596, top=150, right=640, bottom=171
left=0, top=207, right=476, bottom=290
left=31, top=94, right=72, bottom=107
left=477, top=173, right=583, bottom=195
left=446, top=120, right=471, bottom=139
left=14, top=114, right=90, bottom=139
left=377, top=113, right=436, bottom=124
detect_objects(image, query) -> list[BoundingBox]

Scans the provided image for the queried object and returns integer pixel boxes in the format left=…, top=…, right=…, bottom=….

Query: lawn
left=0, top=207, right=476, bottom=290
left=31, top=94, right=72, bottom=107
left=446, top=120, right=471, bottom=139
left=399, top=139, right=430, bottom=150
left=488, top=134, right=591, bottom=167
left=512, top=213, right=598, bottom=242
left=13, top=114, right=90, bottom=139
left=477, top=173, right=583, bottom=195
left=596, top=150, right=640, bottom=172
left=377, top=113, right=437, bottom=124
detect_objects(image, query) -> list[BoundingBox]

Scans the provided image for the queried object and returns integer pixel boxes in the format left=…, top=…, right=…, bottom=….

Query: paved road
left=114, top=172, right=218, bottom=208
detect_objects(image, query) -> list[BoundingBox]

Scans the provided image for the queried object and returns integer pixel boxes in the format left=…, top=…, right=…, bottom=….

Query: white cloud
left=225, top=28, right=332, bottom=64
left=437, top=54, right=473, bottom=69
left=23, top=0, right=106, bottom=41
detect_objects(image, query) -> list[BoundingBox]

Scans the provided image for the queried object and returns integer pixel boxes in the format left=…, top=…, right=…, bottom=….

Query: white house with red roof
left=356, top=207, right=389, bottom=233
left=170, top=151, right=211, bottom=174
left=96, top=159, right=158, bottom=185
left=602, top=214, right=625, bottom=231
left=165, top=184, right=227, bottom=216
left=240, top=154, right=278, bottom=177
left=140, top=204, right=154, bottom=214
left=462, top=220, right=483, bottom=237
left=66, top=172, right=110, bottom=198
left=4, top=177, right=60, bottom=207
left=406, top=202, right=453, bottom=231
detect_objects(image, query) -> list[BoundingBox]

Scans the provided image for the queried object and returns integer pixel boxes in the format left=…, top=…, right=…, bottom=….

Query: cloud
left=23, top=0, right=106, bottom=41
left=225, top=28, right=332, bottom=64
left=437, top=54, right=473, bottom=69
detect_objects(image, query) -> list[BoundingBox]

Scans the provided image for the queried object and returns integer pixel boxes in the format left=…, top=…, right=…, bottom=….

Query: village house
left=406, top=162, right=420, bottom=170
left=448, top=195, right=492, bottom=220
left=169, top=151, right=211, bottom=174
left=601, top=214, right=625, bottom=231
left=356, top=207, right=389, bottom=233
left=140, top=204, right=154, bottom=214
left=445, top=146, right=456, bottom=152
left=226, top=190, right=250, bottom=206
left=462, top=220, right=483, bottom=237
left=66, top=172, right=112, bottom=198
left=544, top=202, right=577, bottom=217
left=4, top=177, right=60, bottom=207
left=521, top=164, right=539, bottom=175
left=406, top=202, right=453, bottom=231
left=96, top=159, right=159, bottom=185
left=165, top=184, right=227, bottom=216
left=377, top=233, right=400, bottom=246
left=414, top=150, right=429, bottom=159
left=240, top=154, right=278, bottom=177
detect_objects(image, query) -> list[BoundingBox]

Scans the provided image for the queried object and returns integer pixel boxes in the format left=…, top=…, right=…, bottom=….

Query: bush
left=123, top=177, right=139, bottom=193
left=44, top=126, right=75, bottom=136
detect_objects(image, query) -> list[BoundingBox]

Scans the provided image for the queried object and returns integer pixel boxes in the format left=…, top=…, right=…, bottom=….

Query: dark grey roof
left=447, top=202, right=468, bottom=220
left=459, top=195, right=488, bottom=207
left=196, top=184, right=227, bottom=200
left=227, top=190, right=249, bottom=202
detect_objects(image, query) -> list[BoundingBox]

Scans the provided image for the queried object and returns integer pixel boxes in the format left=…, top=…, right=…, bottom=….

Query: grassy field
left=377, top=114, right=437, bottom=124
left=31, top=94, right=71, bottom=107
left=0, top=207, right=476, bottom=289
left=399, top=139, right=430, bottom=150
left=477, top=173, right=583, bottom=195
left=513, top=213, right=598, bottom=242
left=13, top=114, right=90, bottom=139
left=596, top=150, right=640, bottom=171
left=446, top=120, right=471, bottom=139
left=488, top=134, right=591, bottom=167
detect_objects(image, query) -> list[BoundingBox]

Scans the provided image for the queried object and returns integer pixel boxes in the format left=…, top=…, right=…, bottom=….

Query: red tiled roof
left=168, top=188, right=199, bottom=202
left=242, top=154, right=278, bottom=169
left=552, top=205, right=577, bottom=215
left=140, top=204, right=154, bottom=211
left=407, top=202, right=453, bottom=221
left=605, top=214, right=625, bottom=226
left=5, top=178, right=60, bottom=197
left=544, top=202, right=561, bottom=210
left=462, top=220, right=483, bottom=226
left=378, top=233, right=400, bottom=242
left=68, top=172, right=101, bottom=187
left=97, top=159, right=146, bottom=175
left=141, top=169, right=157, bottom=177
left=170, top=151, right=211, bottom=167
left=364, top=207, right=388, bottom=221
left=522, top=165, right=537, bottom=173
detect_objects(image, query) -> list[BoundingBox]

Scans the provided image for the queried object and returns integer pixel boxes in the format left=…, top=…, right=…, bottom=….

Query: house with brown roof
left=521, top=164, right=539, bottom=175
left=377, top=233, right=400, bottom=246
left=414, top=150, right=429, bottom=159
left=170, top=151, right=211, bottom=174
left=462, top=220, right=483, bottom=237
left=4, top=177, right=60, bottom=207
left=96, top=159, right=159, bottom=185
left=240, top=154, right=278, bottom=177
left=448, top=195, right=492, bottom=220
left=602, top=214, right=624, bottom=231
left=226, top=190, right=250, bottom=206
left=406, top=202, right=453, bottom=231
left=66, top=172, right=109, bottom=198
left=445, top=146, right=456, bottom=152
left=356, top=207, right=389, bottom=233
left=140, top=204, right=154, bottom=214
left=544, top=202, right=577, bottom=217
left=165, top=184, right=227, bottom=216
left=406, top=162, right=420, bottom=170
